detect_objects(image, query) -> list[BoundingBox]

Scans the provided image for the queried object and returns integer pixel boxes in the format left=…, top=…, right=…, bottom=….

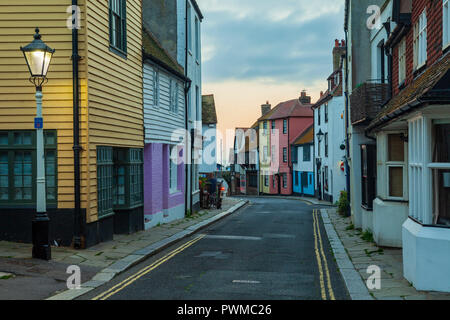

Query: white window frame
left=271, top=145, right=276, bottom=163
left=283, top=147, right=287, bottom=163
left=282, top=173, right=287, bottom=188
left=263, top=146, right=268, bottom=162
left=264, top=174, right=269, bottom=187
left=169, top=145, right=179, bottom=194
left=384, top=132, right=408, bottom=200
left=187, top=2, right=192, bottom=53
left=413, top=9, right=427, bottom=70
left=398, top=38, right=406, bottom=85
left=444, top=0, right=450, bottom=50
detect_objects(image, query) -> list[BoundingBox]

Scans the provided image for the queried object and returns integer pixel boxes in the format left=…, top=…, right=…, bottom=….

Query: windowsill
left=0, top=203, right=57, bottom=210
left=98, top=210, right=115, bottom=220
left=170, top=189, right=181, bottom=195
left=376, top=196, right=408, bottom=203
left=109, top=45, right=127, bottom=59
left=408, top=216, right=450, bottom=230
left=361, top=204, right=373, bottom=211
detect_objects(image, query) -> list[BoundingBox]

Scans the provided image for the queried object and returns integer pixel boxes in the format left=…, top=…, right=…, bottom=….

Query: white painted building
left=199, top=94, right=217, bottom=175
left=313, top=41, right=347, bottom=204
left=177, top=0, right=203, bottom=212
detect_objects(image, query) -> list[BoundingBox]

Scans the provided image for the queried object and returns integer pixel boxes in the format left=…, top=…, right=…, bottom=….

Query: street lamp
left=316, top=129, right=324, bottom=143
left=21, top=28, right=55, bottom=260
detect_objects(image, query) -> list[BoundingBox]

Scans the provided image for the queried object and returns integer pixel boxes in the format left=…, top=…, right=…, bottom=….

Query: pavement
left=0, top=197, right=247, bottom=300
left=323, top=207, right=450, bottom=300
left=79, top=197, right=350, bottom=300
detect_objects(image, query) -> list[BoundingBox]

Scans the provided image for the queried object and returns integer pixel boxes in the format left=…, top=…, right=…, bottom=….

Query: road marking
left=204, top=235, right=262, bottom=241
left=232, top=280, right=261, bottom=284
left=92, top=234, right=205, bottom=300
left=313, top=209, right=327, bottom=300
left=263, top=233, right=296, bottom=239
left=313, top=209, right=336, bottom=300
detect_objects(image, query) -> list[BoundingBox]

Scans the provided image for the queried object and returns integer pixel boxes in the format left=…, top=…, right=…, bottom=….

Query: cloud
left=197, top=0, right=345, bottom=85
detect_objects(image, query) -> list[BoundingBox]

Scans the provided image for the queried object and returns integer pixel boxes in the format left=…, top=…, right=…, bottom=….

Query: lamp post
left=20, top=28, right=55, bottom=260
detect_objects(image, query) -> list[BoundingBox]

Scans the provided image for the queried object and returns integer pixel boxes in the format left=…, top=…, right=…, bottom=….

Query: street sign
left=34, top=117, right=43, bottom=129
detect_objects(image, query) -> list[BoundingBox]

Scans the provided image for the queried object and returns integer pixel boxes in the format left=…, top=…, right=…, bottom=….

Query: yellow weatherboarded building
left=0, top=0, right=144, bottom=247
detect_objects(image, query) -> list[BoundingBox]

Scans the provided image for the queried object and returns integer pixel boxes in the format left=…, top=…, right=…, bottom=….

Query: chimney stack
left=299, top=90, right=311, bottom=104
left=332, top=39, right=346, bottom=71
left=261, top=101, right=271, bottom=116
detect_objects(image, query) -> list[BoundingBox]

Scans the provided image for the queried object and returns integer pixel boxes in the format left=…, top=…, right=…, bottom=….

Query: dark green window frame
left=0, top=130, right=57, bottom=208
left=109, top=0, right=127, bottom=57
left=97, top=147, right=143, bottom=218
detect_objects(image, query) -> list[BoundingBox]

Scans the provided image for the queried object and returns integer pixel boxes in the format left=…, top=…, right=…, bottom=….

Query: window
left=273, top=175, right=276, bottom=188
left=295, top=171, right=299, bottom=186
left=263, top=121, right=268, bottom=135
left=170, top=79, right=179, bottom=113
left=264, top=174, right=269, bottom=187
left=398, top=38, right=406, bottom=85
left=413, top=9, right=427, bottom=70
left=387, top=134, right=406, bottom=198
left=282, top=173, right=287, bottom=188
left=291, top=146, right=298, bottom=163
left=271, top=145, right=276, bottom=163
left=325, top=103, right=328, bottom=123
left=325, top=133, right=328, bottom=158
left=169, top=145, right=179, bottom=193
left=195, top=17, right=200, bottom=61
left=443, top=0, right=450, bottom=49
left=431, top=123, right=450, bottom=225
left=271, top=120, right=275, bottom=133
left=97, top=147, right=114, bottom=217
left=324, top=167, right=329, bottom=192
left=303, top=145, right=311, bottom=162
left=283, top=147, right=287, bottom=163
left=153, top=70, right=159, bottom=107
left=0, top=131, right=57, bottom=206
left=187, top=3, right=192, bottom=52
left=283, top=119, right=287, bottom=134
left=249, top=174, right=257, bottom=188
left=361, top=144, right=376, bottom=209
left=195, top=86, right=200, bottom=121
left=98, top=147, right=143, bottom=217
left=318, top=107, right=321, bottom=125
left=263, top=146, right=268, bottom=162
left=109, top=0, right=127, bottom=54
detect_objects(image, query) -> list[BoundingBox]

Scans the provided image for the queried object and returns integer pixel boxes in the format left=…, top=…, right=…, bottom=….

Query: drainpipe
left=343, top=26, right=351, bottom=217
left=71, top=0, right=83, bottom=249
left=311, top=105, right=316, bottom=197
left=184, top=1, right=193, bottom=215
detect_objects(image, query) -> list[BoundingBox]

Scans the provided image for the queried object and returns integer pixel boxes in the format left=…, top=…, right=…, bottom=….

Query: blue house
left=291, top=125, right=314, bottom=196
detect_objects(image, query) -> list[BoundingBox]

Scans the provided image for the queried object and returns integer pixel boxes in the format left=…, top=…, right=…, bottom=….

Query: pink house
left=268, top=92, right=313, bottom=195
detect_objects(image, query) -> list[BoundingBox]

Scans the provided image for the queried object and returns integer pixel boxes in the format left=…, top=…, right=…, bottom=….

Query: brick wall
left=393, top=0, right=445, bottom=96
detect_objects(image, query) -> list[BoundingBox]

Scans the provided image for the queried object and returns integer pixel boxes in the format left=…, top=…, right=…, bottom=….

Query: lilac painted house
left=142, top=29, right=189, bottom=229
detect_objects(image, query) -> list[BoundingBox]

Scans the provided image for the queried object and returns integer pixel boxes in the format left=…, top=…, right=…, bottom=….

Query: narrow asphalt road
left=80, top=197, right=350, bottom=300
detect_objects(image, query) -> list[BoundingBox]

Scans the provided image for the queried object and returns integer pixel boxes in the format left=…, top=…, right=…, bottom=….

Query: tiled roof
left=292, top=124, right=314, bottom=145
left=142, top=27, right=185, bottom=75
left=267, top=98, right=313, bottom=120
left=202, top=94, right=217, bottom=124
left=313, top=90, right=332, bottom=108
left=257, top=104, right=278, bottom=121
left=368, top=53, right=450, bottom=131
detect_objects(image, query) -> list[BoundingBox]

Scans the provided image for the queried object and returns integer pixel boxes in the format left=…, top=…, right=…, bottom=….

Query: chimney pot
left=335, top=39, right=339, bottom=47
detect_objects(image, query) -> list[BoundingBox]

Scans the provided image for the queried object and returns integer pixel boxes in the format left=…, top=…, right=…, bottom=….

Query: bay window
left=169, top=145, right=179, bottom=193
left=408, top=116, right=450, bottom=226
left=387, top=134, right=406, bottom=199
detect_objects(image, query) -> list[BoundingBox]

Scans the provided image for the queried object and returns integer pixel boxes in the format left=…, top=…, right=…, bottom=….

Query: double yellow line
left=312, top=209, right=335, bottom=300
left=92, top=234, right=206, bottom=300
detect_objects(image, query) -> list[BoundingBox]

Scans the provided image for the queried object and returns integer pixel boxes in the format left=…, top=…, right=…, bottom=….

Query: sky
left=196, top=0, right=346, bottom=164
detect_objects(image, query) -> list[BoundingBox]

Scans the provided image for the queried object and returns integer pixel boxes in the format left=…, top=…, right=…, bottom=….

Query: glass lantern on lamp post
left=20, top=28, right=55, bottom=260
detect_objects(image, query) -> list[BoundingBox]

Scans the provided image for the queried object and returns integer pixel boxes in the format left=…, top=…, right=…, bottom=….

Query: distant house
left=313, top=40, right=347, bottom=204
left=266, top=92, right=314, bottom=195
left=199, top=94, right=217, bottom=176
left=232, top=126, right=259, bottom=195
left=291, top=125, right=314, bottom=196
left=142, top=28, right=189, bottom=229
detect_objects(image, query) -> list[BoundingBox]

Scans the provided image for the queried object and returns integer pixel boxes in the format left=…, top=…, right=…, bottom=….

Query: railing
left=350, top=80, right=390, bottom=125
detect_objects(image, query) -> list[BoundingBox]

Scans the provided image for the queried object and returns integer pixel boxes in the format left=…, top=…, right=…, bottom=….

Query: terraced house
left=0, top=0, right=144, bottom=248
